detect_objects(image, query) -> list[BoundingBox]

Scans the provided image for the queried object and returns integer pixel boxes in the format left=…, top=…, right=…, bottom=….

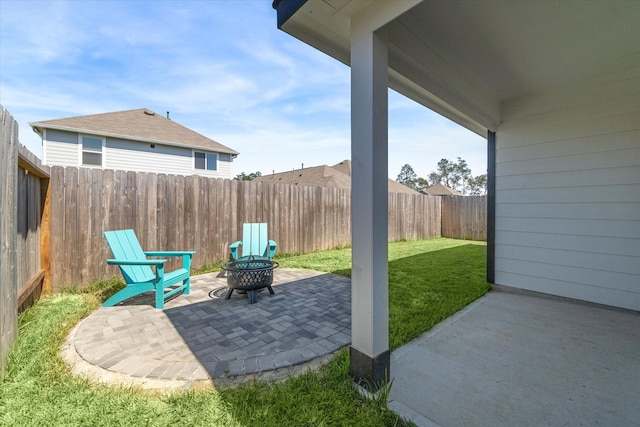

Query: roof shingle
left=30, top=108, right=238, bottom=155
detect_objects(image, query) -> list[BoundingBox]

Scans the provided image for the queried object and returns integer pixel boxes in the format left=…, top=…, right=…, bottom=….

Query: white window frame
left=194, top=150, right=218, bottom=171
left=79, top=134, right=105, bottom=167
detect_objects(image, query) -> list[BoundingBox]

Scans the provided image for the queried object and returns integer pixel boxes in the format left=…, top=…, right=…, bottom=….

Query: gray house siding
left=105, top=137, right=193, bottom=175
left=216, top=153, right=233, bottom=177
left=494, top=70, right=640, bottom=311
left=43, top=129, right=79, bottom=167
left=43, top=132, right=233, bottom=178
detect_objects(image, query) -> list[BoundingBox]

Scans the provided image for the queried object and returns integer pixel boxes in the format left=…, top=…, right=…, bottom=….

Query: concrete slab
left=388, top=288, right=640, bottom=426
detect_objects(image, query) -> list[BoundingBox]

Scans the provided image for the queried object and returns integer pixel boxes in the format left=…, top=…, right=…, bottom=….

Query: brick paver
left=63, top=269, right=351, bottom=390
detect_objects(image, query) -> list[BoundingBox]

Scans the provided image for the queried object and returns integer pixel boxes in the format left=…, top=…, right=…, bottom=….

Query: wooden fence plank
left=45, top=167, right=485, bottom=287
left=441, top=195, right=487, bottom=241
left=77, top=168, right=90, bottom=283
left=1, top=109, right=51, bottom=378
left=1, top=107, right=18, bottom=379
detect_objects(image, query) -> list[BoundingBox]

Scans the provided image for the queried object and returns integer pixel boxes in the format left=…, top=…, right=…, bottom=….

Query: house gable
left=32, top=109, right=238, bottom=178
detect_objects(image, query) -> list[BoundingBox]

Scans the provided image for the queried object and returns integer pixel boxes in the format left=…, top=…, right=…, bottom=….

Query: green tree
left=399, top=158, right=486, bottom=195
left=467, top=174, right=487, bottom=195
left=427, top=157, right=483, bottom=195
left=396, top=164, right=418, bottom=190
left=234, top=171, right=262, bottom=181
left=428, top=158, right=455, bottom=187
left=415, top=177, right=429, bottom=192
left=451, top=157, right=472, bottom=194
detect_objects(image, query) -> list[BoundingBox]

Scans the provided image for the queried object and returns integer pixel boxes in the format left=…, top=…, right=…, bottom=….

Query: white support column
left=349, top=30, right=390, bottom=388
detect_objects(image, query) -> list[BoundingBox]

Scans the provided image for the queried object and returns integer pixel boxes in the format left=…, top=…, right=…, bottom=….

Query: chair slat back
left=243, top=223, right=269, bottom=258
left=104, top=229, right=154, bottom=283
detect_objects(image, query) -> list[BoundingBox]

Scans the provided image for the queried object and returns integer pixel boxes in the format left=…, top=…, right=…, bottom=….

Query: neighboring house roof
left=423, top=183, right=462, bottom=196
left=30, top=108, right=239, bottom=155
left=255, top=160, right=419, bottom=194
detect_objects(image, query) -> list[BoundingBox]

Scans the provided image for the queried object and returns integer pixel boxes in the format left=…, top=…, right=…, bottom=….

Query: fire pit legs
left=247, top=290, right=258, bottom=304
left=222, top=256, right=278, bottom=304
left=224, top=284, right=274, bottom=304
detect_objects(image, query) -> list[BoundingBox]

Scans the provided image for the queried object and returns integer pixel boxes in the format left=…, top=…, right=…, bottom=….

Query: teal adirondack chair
left=103, top=229, right=195, bottom=309
left=229, top=223, right=277, bottom=260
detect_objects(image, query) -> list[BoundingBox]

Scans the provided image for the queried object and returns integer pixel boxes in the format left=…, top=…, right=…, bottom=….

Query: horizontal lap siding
left=213, top=153, right=233, bottom=178
left=44, top=129, right=79, bottom=166
left=191, top=154, right=233, bottom=180
left=45, top=135, right=233, bottom=179
left=106, top=138, right=193, bottom=175
left=495, top=73, right=640, bottom=311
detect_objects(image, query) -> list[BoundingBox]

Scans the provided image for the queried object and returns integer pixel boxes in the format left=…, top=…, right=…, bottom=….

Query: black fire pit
left=222, top=256, right=279, bottom=304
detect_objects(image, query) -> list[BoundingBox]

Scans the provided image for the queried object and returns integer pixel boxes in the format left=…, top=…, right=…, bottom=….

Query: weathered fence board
left=441, top=196, right=487, bottom=241
left=1, top=106, right=18, bottom=380
left=47, top=167, right=459, bottom=287
left=1, top=107, right=50, bottom=379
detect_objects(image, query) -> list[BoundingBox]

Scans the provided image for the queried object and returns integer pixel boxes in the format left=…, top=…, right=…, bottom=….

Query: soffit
left=280, top=0, right=640, bottom=134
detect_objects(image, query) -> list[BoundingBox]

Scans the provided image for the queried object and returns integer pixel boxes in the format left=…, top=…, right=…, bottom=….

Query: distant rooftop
left=30, top=108, right=239, bottom=155
left=255, top=160, right=419, bottom=194
left=422, top=183, right=462, bottom=196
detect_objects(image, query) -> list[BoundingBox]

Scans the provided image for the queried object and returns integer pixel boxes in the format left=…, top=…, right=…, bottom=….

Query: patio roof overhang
left=275, top=0, right=640, bottom=136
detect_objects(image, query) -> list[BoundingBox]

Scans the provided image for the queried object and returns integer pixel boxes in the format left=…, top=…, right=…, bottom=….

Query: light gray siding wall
left=43, top=131, right=233, bottom=178
left=214, top=153, right=233, bottom=178
left=495, top=70, right=640, bottom=311
left=191, top=151, right=234, bottom=178
left=105, top=137, right=192, bottom=174
left=105, top=138, right=233, bottom=178
left=43, top=129, right=79, bottom=166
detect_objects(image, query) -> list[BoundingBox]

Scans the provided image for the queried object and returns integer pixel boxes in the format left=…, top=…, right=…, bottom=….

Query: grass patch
left=278, top=238, right=489, bottom=349
left=0, top=291, right=405, bottom=426
left=1, top=237, right=487, bottom=426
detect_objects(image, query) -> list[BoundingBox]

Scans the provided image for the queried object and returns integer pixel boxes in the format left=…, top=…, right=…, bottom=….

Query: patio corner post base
left=349, top=346, right=390, bottom=391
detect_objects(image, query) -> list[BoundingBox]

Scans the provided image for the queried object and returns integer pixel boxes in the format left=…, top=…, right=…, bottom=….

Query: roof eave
left=272, top=0, right=308, bottom=29
left=29, top=122, right=240, bottom=156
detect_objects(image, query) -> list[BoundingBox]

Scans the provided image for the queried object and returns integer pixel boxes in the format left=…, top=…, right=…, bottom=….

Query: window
left=194, top=151, right=217, bottom=171
left=82, top=136, right=103, bottom=166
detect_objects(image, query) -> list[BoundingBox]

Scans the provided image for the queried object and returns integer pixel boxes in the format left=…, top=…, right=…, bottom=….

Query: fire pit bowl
left=222, top=257, right=279, bottom=304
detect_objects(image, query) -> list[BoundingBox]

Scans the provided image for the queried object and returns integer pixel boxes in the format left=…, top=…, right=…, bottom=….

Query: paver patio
left=62, top=268, right=351, bottom=390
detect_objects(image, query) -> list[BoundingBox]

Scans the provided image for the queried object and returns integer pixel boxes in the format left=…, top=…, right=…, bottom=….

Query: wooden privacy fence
left=1, top=107, right=51, bottom=379
left=48, top=166, right=444, bottom=288
left=441, top=195, right=487, bottom=241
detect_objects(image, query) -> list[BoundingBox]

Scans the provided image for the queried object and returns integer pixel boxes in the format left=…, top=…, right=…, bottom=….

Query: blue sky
left=0, top=0, right=487, bottom=180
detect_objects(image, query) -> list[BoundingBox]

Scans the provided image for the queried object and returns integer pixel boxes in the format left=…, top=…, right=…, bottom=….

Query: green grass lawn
left=0, top=238, right=488, bottom=426
left=277, top=238, right=489, bottom=349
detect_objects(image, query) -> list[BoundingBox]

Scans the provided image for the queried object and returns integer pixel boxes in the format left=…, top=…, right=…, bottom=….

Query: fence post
left=0, top=106, right=19, bottom=380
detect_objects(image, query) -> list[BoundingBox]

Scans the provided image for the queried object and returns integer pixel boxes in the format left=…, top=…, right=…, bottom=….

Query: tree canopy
left=397, top=158, right=487, bottom=195
left=234, top=171, right=262, bottom=181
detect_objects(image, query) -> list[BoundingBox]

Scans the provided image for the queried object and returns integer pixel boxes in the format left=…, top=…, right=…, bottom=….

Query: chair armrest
left=145, top=251, right=195, bottom=257
left=229, top=241, right=242, bottom=260
left=107, top=259, right=167, bottom=266
left=268, top=240, right=277, bottom=258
